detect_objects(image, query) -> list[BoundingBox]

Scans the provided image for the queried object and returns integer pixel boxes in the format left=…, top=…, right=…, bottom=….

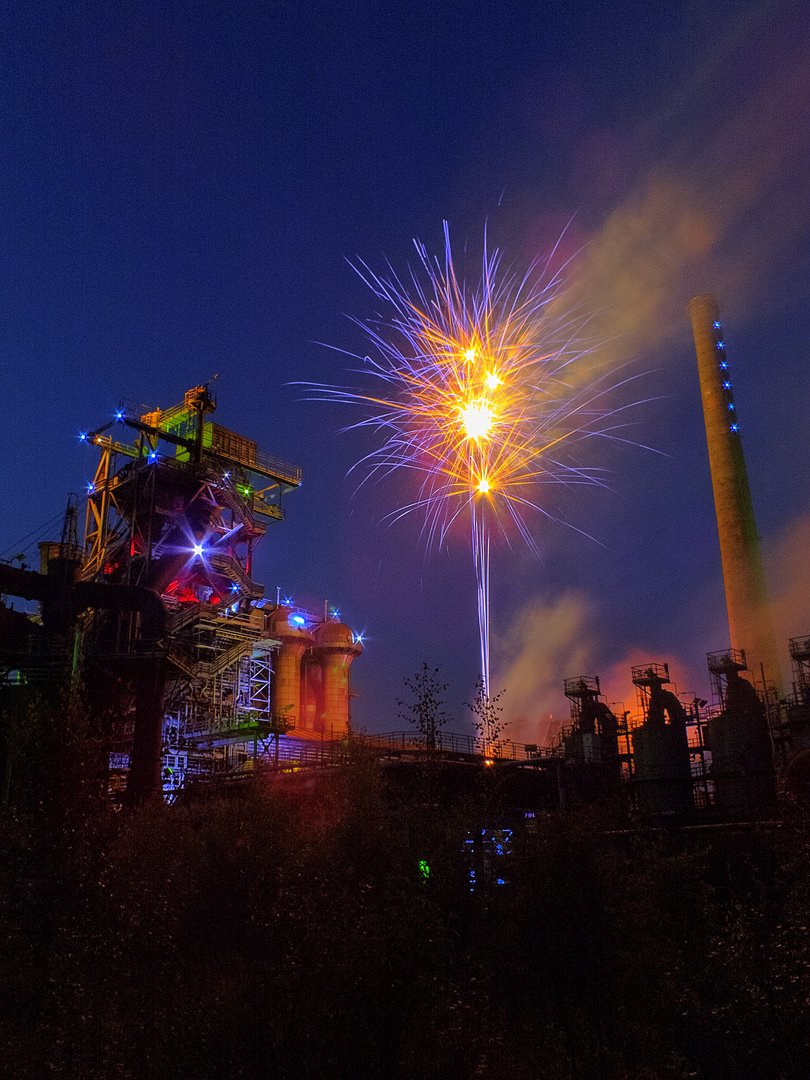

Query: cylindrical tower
left=266, top=607, right=314, bottom=730
left=312, top=621, right=362, bottom=735
left=687, top=295, right=782, bottom=695
left=630, top=665, right=693, bottom=815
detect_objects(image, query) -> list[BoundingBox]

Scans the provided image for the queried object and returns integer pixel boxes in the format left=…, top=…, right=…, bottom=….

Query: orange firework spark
left=309, top=223, right=644, bottom=696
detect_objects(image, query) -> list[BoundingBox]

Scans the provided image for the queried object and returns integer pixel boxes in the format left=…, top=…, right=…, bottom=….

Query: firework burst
left=309, top=223, right=643, bottom=697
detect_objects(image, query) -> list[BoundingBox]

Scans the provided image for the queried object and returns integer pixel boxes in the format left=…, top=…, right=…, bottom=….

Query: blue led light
left=730, top=423, right=739, bottom=432
left=115, top=410, right=124, bottom=421
left=79, top=432, right=88, bottom=442
left=87, top=482, right=95, bottom=493
left=728, top=403, right=735, bottom=410
left=714, top=321, right=721, bottom=329
left=289, top=613, right=306, bottom=627
left=192, top=543, right=204, bottom=557
left=723, top=381, right=731, bottom=389
left=720, top=361, right=728, bottom=369
left=717, top=340, right=724, bottom=348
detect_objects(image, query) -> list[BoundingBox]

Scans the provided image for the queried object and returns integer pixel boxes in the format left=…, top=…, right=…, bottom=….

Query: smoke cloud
left=493, top=591, right=715, bottom=747
left=569, top=25, right=810, bottom=363
left=766, top=512, right=810, bottom=683
left=492, top=590, right=597, bottom=746
left=595, top=650, right=708, bottom=720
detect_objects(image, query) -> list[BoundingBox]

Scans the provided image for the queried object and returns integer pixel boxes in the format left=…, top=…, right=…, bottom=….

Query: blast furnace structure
left=2, top=385, right=362, bottom=805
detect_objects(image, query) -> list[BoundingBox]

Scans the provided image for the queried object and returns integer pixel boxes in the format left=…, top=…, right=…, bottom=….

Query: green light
left=418, top=860, right=430, bottom=881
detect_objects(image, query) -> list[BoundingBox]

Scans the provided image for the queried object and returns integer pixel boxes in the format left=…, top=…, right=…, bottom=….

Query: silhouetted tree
left=467, top=678, right=508, bottom=756
left=398, top=663, right=449, bottom=750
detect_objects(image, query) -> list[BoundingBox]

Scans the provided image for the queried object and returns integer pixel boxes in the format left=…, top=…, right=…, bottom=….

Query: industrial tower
left=687, top=296, right=782, bottom=696
left=65, top=384, right=361, bottom=802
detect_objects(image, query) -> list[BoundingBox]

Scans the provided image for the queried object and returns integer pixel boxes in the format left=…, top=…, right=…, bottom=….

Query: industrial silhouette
left=2, top=300, right=810, bottom=819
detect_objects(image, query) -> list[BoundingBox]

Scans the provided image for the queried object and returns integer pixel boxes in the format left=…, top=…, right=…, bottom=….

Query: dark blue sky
left=2, top=0, right=809, bottom=737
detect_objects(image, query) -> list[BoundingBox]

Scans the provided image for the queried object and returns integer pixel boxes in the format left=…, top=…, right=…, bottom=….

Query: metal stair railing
left=196, top=637, right=254, bottom=678
left=208, top=551, right=264, bottom=600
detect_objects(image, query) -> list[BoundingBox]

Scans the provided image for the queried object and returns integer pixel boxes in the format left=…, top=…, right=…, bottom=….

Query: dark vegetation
left=397, top=663, right=449, bottom=751
left=2, top=690, right=810, bottom=1079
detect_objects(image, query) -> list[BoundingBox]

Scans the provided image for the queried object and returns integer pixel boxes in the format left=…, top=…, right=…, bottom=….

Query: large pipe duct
left=0, top=562, right=166, bottom=641
left=687, top=295, right=782, bottom=694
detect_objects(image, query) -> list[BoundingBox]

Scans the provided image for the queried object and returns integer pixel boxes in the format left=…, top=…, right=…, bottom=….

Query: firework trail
left=309, top=223, right=643, bottom=697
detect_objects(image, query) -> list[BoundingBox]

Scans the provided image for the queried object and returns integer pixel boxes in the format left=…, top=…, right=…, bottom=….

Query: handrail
left=362, top=731, right=560, bottom=761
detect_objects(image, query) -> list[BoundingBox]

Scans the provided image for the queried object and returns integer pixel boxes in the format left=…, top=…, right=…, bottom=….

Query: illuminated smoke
left=492, top=590, right=597, bottom=744
left=571, top=35, right=809, bottom=361
left=765, top=512, right=810, bottom=678
left=493, top=589, right=715, bottom=746
left=595, top=650, right=708, bottom=722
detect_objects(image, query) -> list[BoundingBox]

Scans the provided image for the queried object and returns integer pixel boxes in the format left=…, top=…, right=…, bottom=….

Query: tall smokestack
left=687, top=294, right=782, bottom=695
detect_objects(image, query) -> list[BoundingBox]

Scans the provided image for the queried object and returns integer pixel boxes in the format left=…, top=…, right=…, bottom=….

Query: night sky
left=1, top=0, right=808, bottom=739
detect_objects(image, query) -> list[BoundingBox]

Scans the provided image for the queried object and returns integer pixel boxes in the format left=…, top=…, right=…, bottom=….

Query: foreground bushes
left=2, top=759, right=810, bottom=1079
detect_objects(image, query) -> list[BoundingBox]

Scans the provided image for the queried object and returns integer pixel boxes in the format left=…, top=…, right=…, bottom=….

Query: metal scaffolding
left=76, top=385, right=308, bottom=802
